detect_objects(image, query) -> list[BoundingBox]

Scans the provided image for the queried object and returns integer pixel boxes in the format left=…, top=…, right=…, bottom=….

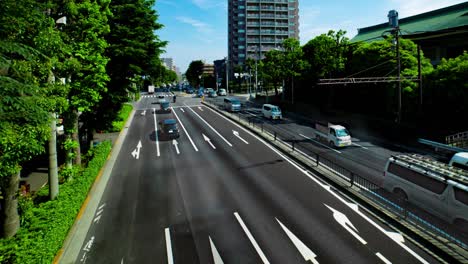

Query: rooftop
left=352, top=2, right=468, bottom=42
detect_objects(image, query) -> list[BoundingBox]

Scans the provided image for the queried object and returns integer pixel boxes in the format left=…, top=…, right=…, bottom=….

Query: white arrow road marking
left=186, top=104, right=233, bottom=147
left=121, top=257, right=124, bottom=264
left=165, top=228, right=174, bottom=264
left=131, top=140, right=142, bottom=159
left=206, top=106, right=428, bottom=264
left=376, top=252, right=392, bottom=264
left=209, top=236, right=224, bottom=264
left=153, top=109, right=160, bottom=157
left=198, top=106, right=204, bottom=111
left=234, top=212, right=270, bottom=264
left=203, top=134, right=216, bottom=149
left=233, top=130, right=249, bottom=144
left=180, top=108, right=185, bottom=113
left=385, top=231, right=405, bottom=243
left=140, top=110, right=146, bottom=116
left=276, top=218, right=319, bottom=264
left=172, top=108, right=199, bottom=152
left=172, top=140, right=180, bottom=155
left=325, top=204, right=367, bottom=245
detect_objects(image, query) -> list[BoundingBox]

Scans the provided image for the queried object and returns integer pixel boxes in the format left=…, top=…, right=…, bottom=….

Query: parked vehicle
left=218, top=88, right=227, bottom=96
left=449, top=152, right=468, bottom=170
left=224, top=98, right=241, bottom=112
left=158, top=119, right=180, bottom=139
left=383, top=154, right=468, bottom=228
left=205, top=88, right=214, bottom=94
left=262, top=104, right=282, bottom=120
left=148, top=85, right=155, bottom=94
left=314, top=122, right=351, bottom=147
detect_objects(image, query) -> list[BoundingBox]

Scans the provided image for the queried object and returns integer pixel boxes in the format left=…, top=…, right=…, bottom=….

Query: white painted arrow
left=209, top=236, right=224, bottom=264
left=325, top=204, right=367, bottom=245
left=233, top=130, right=249, bottom=144
left=172, top=140, right=180, bottom=155
left=131, top=140, right=142, bottom=159
left=203, top=134, right=216, bottom=149
left=198, top=106, right=204, bottom=111
left=180, top=108, right=185, bottom=113
left=140, top=110, right=146, bottom=116
left=276, top=218, right=319, bottom=264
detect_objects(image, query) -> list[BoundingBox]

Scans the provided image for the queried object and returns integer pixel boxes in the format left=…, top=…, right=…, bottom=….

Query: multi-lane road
left=75, top=93, right=441, bottom=263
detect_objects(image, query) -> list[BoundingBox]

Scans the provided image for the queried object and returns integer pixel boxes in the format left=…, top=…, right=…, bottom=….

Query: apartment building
left=228, top=0, right=299, bottom=67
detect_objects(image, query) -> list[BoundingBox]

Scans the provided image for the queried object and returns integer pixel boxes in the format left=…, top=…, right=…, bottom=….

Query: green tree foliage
left=92, top=0, right=167, bottom=131
left=425, top=52, right=468, bottom=128
left=60, top=0, right=112, bottom=165
left=186, top=60, right=204, bottom=87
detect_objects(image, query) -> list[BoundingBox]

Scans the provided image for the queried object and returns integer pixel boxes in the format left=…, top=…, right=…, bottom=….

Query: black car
left=158, top=119, right=180, bottom=139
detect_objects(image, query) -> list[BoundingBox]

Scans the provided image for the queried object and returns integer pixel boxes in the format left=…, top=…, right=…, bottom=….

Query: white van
left=383, top=155, right=468, bottom=228
left=262, top=104, right=282, bottom=120
left=449, top=152, right=468, bottom=171
left=224, top=98, right=241, bottom=112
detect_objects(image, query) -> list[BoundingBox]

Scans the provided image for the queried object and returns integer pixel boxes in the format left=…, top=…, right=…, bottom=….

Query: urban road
left=75, top=93, right=441, bottom=264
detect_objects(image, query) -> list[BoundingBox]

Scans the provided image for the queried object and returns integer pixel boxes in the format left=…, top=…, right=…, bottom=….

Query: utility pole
left=388, top=10, right=401, bottom=123
left=418, top=45, right=423, bottom=113
left=225, top=57, right=229, bottom=94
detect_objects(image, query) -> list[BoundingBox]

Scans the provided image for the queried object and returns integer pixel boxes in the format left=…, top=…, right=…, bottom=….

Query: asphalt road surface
left=76, top=93, right=440, bottom=264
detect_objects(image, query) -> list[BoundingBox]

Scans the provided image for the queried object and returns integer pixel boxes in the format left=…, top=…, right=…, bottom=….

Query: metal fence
left=206, top=100, right=468, bottom=255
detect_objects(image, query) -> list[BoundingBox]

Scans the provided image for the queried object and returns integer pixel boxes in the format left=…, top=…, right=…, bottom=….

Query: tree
left=60, top=0, right=111, bottom=165
left=92, top=0, right=167, bottom=131
left=186, top=60, right=204, bottom=87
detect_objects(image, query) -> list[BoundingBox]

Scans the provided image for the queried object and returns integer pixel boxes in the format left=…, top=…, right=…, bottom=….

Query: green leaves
left=186, top=60, right=205, bottom=87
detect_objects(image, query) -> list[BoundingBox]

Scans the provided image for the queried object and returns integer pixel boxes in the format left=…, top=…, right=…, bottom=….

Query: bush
left=0, top=141, right=112, bottom=264
left=109, top=103, right=133, bottom=132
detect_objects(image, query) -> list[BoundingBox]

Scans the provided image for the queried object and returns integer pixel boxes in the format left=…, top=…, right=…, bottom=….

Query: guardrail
left=418, top=138, right=468, bottom=153
left=204, top=99, right=468, bottom=262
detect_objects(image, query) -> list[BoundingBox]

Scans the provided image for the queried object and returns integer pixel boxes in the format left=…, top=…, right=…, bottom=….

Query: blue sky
left=155, top=0, right=466, bottom=72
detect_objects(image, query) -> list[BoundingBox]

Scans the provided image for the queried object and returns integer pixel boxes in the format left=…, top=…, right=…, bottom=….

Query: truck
left=148, top=85, right=155, bottom=94
left=314, top=122, right=352, bottom=147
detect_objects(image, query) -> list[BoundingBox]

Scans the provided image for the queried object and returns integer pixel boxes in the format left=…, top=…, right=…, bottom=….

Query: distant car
left=159, top=119, right=180, bottom=139
left=205, top=88, right=214, bottom=94
left=217, top=88, right=227, bottom=96
left=262, top=104, right=282, bottom=120
left=160, top=100, right=171, bottom=112
left=158, top=94, right=165, bottom=99
left=208, top=91, right=217, bottom=98
left=186, top=89, right=194, bottom=94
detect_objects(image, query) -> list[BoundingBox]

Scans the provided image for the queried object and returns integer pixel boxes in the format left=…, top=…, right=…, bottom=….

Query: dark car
left=186, top=89, right=194, bottom=94
left=158, top=119, right=180, bottom=139
left=160, top=100, right=171, bottom=112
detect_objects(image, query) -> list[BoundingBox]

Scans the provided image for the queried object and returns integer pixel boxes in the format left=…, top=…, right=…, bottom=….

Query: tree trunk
left=72, top=110, right=81, bottom=165
left=1, top=171, right=20, bottom=238
left=49, top=112, right=59, bottom=200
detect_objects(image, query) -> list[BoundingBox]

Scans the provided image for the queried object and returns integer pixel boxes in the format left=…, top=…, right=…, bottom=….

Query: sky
left=154, top=0, right=466, bottom=72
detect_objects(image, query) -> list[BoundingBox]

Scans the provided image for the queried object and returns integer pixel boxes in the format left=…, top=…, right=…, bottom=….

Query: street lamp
left=388, top=10, right=401, bottom=123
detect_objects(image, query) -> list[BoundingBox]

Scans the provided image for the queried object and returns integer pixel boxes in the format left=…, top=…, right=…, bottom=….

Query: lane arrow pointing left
left=131, top=140, right=142, bottom=159
left=233, top=130, right=249, bottom=144
left=203, top=134, right=216, bottom=149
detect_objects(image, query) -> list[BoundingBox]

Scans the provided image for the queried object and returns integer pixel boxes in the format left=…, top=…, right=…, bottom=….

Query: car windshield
left=336, top=129, right=350, bottom=137
left=271, top=107, right=281, bottom=113
left=166, top=124, right=178, bottom=130
left=232, top=100, right=240, bottom=105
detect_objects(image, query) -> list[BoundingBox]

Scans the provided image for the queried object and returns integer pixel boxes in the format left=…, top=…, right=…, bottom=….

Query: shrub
left=110, top=103, right=133, bottom=132
left=0, top=141, right=112, bottom=263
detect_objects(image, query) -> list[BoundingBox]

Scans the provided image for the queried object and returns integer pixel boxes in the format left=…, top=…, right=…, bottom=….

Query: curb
left=54, top=107, right=137, bottom=264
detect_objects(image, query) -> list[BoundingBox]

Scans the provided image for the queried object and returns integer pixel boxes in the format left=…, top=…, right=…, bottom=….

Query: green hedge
left=110, top=103, right=133, bottom=132
left=0, top=141, right=112, bottom=263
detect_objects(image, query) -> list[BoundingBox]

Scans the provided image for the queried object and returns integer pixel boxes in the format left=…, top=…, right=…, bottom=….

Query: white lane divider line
left=209, top=236, right=225, bottom=264
left=276, top=218, right=319, bottom=264
left=234, top=212, right=270, bottom=264
left=165, top=228, right=174, bottom=264
left=352, top=142, right=368, bottom=150
left=172, top=107, right=199, bottom=152
left=299, top=133, right=341, bottom=154
left=233, top=130, right=249, bottom=144
left=153, top=108, right=160, bottom=157
left=206, top=106, right=428, bottom=264
left=186, top=105, right=233, bottom=147
left=376, top=252, right=392, bottom=264
left=203, top=134, right=216, bottom=149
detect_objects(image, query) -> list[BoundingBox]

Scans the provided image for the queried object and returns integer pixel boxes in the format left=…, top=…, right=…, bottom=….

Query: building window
left=239, top=54, right=246, bottom=58
left=238, top=29, right=245, bottom=33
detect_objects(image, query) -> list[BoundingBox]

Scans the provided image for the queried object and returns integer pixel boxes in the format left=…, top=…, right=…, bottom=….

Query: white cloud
left=191, top=0, right=227, bottom=10
left=176, top=16, right=214, bottom=34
